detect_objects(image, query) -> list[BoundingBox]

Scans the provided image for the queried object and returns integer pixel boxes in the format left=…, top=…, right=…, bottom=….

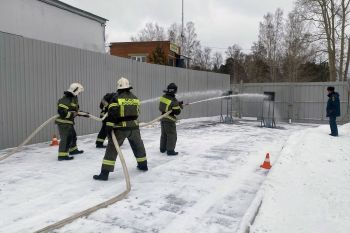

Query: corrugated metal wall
left=0, top=32, right=230, bottom=149
left=232, top=82, right=350, bottom=123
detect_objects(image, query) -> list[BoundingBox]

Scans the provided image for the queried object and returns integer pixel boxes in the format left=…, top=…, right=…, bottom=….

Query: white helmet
left=67, top=83, right=84, bottom=96
left=117, top=77, right=132, bottom=90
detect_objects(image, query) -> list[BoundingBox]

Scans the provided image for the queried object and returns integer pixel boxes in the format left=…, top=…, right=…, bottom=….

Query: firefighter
left=95, top=93, right=116, bottom=148
left=55, top=83, right=85, bottom=161
left=93, top=77, right=148, bottom=181
left=159, top=83, right=183, bottom=156
left=326, top=86, right=340, bottom=136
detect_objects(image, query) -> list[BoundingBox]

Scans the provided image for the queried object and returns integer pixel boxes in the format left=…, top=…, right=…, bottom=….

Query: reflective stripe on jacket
left=159, top=94, right=181, bottom=122
left=55, top=92, right=79, bottom=125
left=106, top=91, right=140, bottom=129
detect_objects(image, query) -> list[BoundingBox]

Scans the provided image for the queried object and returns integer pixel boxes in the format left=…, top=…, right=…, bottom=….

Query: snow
left=0, top=117, right=313, bottom=233
left=251, top=124, right=350, bottom=233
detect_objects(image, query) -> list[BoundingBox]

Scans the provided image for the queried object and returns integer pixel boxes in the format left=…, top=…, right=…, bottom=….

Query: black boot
left=69, top=149, right=84, bottom=155
left=96, top=143, right=107, bottom=148
left=58, top=156, right=74, bottom=161
left=160, top=148, right=166, bottom=153
left=167, top=150, right=178, bottom=156
left=93, top=169, right=109, bottom=181
left=137, top=161, right=148, bottom=171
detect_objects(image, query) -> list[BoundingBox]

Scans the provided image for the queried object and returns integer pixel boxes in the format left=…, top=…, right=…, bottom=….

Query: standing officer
left=95, top=93, right=116, bottom=148
left=93, top=77, right=148, bottom=181
left=159, top=83, right=183, bottom=156
left=326, top=86, right=340, bottom=136
left=55, top=83, right=85, bottom=161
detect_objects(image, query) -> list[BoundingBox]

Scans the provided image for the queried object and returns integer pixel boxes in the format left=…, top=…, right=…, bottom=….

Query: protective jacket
left=159, top=93, right=182, bottom=122
left=99, top=93, right=116, bottom=118
left=106, top=90, right=140, bottom=129
left=55, top=91, right=79, bottom=125
left=326, top=92, right=340, bottom=117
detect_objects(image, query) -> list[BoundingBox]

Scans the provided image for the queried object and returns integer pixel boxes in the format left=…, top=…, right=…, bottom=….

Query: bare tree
left=167, top=22, right=201, bottom=60
left=212, top=52, right=223, bottom=71
left=224, top=44, right=247, bottom=83
left=192, top=46, right=212, bottom=70
left=226, top=44, right=244, bottom=60
left=297, top=0, right=350, bottom=81
left=131, top=22, right=166, bottom=41
left=283, top=9, right=315, bottom=82
left=259, top=8, right=284, bottom=82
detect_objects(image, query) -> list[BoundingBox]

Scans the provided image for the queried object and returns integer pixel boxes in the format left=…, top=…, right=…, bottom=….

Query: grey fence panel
left=233, top=81, right=350, bottom=123
left=188, top=70, right=208, bottom=118
left=207, top=73, right=224, bottom=117
left=0, top=32, right=229, bottom=149
left=137, top=62, right=166, bottom=122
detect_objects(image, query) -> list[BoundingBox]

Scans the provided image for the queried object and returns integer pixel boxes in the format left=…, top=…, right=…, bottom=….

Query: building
left=0, top=0, right=107, bottom=53
left=109, top=41, right=184, bottom=67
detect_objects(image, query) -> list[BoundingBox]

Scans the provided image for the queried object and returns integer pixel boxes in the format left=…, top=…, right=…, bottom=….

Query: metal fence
left=0, top=31, right=230, bottom=149
left=232, top=82, right=350, bottom=123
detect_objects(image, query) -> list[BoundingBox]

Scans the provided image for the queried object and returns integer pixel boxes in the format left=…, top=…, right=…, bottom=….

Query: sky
left=61, top=0, right=295, bottom=54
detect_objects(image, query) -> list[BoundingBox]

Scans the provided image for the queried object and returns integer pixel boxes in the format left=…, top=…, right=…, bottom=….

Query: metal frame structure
left=260, top=92, right=276, bottom=128
left=220, top=90, right=234, bottom=124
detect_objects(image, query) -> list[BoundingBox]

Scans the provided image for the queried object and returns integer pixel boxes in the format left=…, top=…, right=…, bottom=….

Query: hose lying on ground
left=34, top=130, right=131, bottom=233
left=0, top=115, right=59, bottom=162
left=0, top=110, right=171, bottom=232
left=33, top=111, right=171, bottom=233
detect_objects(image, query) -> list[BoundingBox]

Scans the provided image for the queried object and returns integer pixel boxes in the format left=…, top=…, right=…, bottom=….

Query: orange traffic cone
left=50, top=134, right=59, bottom=146
left=260, top=153, right=272, bottom=169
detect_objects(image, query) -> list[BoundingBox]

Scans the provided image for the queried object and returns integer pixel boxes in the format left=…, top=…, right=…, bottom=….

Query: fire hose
left=33, top=130, right=131, bottom=233
left=0, top=110, right=171, bottom=233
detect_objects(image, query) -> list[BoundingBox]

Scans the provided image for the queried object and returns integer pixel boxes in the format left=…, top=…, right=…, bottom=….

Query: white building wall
left=0, top=0, right=106, bottom=53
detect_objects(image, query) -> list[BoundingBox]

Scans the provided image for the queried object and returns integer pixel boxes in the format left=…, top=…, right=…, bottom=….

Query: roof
left=110, top=41, right=171, bottom=46
left=38, top=0, right=108, bottom=24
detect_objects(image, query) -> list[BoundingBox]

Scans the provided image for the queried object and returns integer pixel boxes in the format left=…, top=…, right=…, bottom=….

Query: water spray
left=183, top=93, right=267, bottom=106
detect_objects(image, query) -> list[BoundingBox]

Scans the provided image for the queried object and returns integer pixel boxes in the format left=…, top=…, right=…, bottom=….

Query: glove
left=69, top=111, right=78, bottom=118
left=179, top=101, right=184, bottom=109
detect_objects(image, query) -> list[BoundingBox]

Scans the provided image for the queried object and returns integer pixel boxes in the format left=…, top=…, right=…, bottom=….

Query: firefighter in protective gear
left=159, top=83, right=183, bottom=156
left=93, top=77, right=148, bottom=181
left=55, top=83, right=85, bottom=161
left=95, top=93, right=116, bottom=148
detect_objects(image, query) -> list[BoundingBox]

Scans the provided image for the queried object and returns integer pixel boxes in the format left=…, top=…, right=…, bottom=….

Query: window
left=131, top=56, right=146, bottom=62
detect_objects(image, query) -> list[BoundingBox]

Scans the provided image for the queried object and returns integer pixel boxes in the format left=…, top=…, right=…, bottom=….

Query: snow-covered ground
left=0, top=117, right=313, bottom=233
left=251, top=124, right=350, bottom=233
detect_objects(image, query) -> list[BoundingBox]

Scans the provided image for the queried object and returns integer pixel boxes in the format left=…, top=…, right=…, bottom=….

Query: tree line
left=132, top=0, right=350, bottom=83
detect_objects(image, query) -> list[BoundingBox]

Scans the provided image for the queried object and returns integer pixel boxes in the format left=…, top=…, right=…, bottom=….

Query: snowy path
left=0, top=117, right=313, bottom=233
left=251, top=124, right=350, bottom=233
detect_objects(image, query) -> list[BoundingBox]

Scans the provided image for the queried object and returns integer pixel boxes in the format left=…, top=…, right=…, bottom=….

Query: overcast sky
left=61, top=0, right=295, bottom=53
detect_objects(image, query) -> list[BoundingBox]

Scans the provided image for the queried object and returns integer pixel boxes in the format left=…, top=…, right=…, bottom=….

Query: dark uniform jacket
left=159, top=93, right=182, bottom=122
left=99, top=93, right=116, bottom=118
left=326, top=92, right=340, bottom=117
left=55, top=91, right=79, bottom=125
left=106, top=90, right=140, bottom=130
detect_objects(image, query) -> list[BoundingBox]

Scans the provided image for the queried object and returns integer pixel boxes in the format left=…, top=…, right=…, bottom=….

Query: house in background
left=0, top=0, right=107, bottom=53
left=109, top=41, right=186, bottom=67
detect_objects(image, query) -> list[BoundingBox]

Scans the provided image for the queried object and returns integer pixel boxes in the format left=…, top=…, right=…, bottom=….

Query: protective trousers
left=57, top=124, right=77, bottom=158
left=329, top=116, right=338, bottom=136
left=160, top=121, right=177, bottom=151
left=96, top=122, right=107, bottom=145
left=102, top=129, right=147, bottom=172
